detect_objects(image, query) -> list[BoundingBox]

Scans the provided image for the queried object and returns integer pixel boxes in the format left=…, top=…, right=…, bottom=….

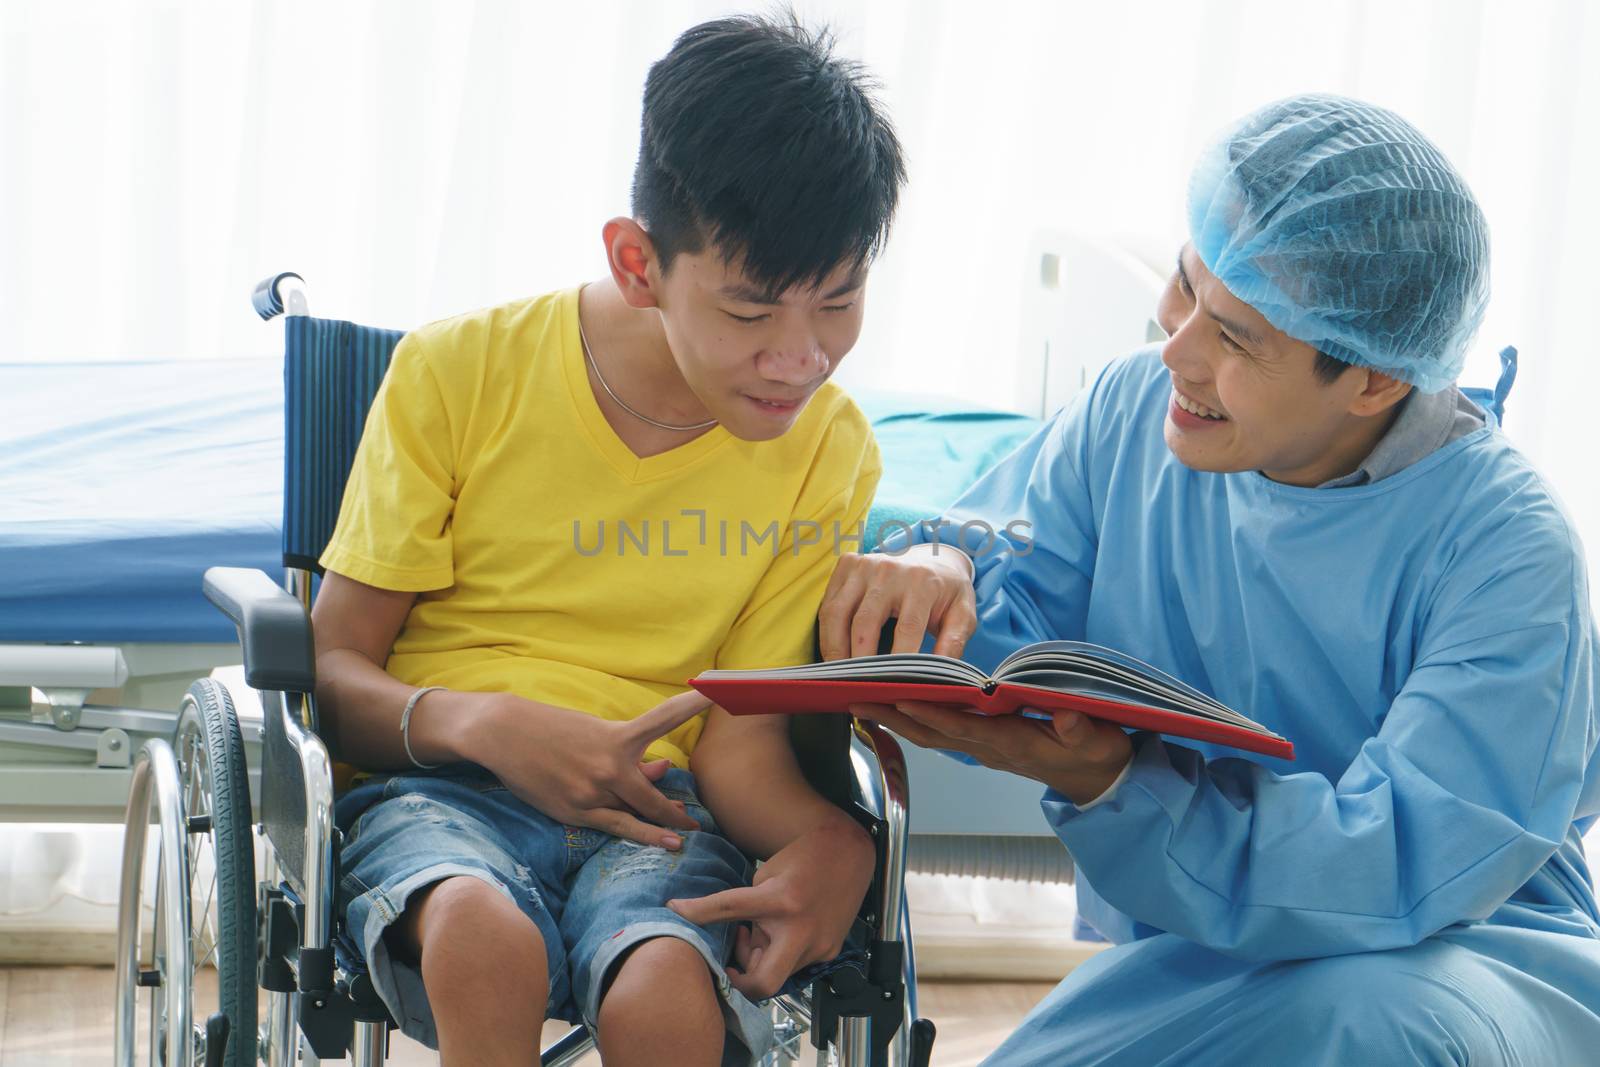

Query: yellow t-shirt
left=320, top=287, right=882, bottom=767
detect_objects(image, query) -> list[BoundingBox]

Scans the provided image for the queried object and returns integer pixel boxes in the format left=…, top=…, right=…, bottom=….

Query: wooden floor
left=0, top=966, right=1053, bottom=1066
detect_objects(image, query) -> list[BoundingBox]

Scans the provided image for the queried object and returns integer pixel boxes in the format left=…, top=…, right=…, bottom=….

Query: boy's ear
left=603, top=217, right=663, bottom=310
left=1348, top=368, right=1413, bottom=418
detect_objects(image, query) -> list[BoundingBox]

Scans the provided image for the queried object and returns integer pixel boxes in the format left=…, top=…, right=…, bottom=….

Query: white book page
left=994, top=641, right=1275, bottom=735
left=697, top=652, right=988, bottom=688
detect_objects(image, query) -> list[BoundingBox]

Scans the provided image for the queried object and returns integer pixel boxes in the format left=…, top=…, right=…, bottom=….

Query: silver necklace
left=577, top=317, right=718, bottom=432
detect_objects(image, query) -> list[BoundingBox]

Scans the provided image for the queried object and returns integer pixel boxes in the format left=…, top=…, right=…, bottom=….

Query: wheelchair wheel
left=114, top=679, right=257, bottom=1067
left=174, top=679, right=258, bottom=1066
left=115, top=735, right=193, bottom=1067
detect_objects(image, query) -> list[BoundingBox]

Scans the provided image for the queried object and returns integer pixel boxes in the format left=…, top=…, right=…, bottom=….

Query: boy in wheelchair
left=307, top=13, right=906, bottom=1066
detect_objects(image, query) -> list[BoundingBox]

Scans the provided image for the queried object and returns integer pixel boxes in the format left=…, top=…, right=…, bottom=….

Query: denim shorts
left=333, top=764, right=774, bottom=1064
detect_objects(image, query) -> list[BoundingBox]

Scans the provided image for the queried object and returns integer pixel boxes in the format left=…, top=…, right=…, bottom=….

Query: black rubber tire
left=177, top=678, right=258, bottom=1067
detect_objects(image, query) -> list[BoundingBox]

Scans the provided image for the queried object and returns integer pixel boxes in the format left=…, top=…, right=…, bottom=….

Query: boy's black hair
left=631, top=11, right=906, bottom=297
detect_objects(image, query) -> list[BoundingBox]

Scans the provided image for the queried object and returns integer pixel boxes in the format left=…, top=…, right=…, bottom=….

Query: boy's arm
left=674, top=705, right=876, bottom=999
left=313, top=571, right=701, bottom=847
left=689, top=705, right=868, bottom=858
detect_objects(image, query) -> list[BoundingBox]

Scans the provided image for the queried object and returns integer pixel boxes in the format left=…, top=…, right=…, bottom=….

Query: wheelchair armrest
left=203, top=567, right=316, bottom=693
left=793, top=618, right=899, bottom=809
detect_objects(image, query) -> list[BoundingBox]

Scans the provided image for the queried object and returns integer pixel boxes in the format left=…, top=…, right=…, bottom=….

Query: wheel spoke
left=181, top=721, right=225, bottom=986
left=196, top=861, right=218, bottom=937
left=195, top=935, right=219, bottom=973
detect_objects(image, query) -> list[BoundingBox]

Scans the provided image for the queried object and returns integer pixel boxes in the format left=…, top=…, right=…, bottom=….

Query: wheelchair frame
left=112, top=275, right=936, bottom=1067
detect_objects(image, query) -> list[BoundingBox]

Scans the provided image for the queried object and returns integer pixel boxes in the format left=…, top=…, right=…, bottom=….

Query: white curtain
left=3, top=0, right=1596, bottom=543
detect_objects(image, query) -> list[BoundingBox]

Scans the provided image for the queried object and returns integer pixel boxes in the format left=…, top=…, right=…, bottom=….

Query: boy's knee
left=598, top=936, right=720, bottom=1032
left=404, top=876, right=548, bottom=990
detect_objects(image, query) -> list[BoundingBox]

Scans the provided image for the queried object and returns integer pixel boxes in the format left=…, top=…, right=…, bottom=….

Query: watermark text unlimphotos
left=571, top=510, right=1033, bottom=558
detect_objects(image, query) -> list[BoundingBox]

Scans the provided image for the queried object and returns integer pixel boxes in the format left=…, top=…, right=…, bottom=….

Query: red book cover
left=687, top=676, right=1296, bottom=762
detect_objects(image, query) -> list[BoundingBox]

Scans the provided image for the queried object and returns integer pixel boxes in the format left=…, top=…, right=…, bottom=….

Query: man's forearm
left=690, top=711, right=870, bottom=861
left=316, top=648, right=498, bottom=770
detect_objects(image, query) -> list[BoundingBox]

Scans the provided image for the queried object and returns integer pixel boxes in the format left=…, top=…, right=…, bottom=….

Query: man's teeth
left=1176, top=392, right=1224, bottom=420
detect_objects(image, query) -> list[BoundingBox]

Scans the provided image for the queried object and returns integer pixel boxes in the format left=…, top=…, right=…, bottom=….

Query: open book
left=690, top=640, right=1293, bottom=761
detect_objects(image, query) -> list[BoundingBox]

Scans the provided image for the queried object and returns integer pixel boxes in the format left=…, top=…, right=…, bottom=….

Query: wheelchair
left=112, top=274, right=937, bottom=1067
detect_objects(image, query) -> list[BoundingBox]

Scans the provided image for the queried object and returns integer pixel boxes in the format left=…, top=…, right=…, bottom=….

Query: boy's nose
left=764, top=338, right=829, bottom=385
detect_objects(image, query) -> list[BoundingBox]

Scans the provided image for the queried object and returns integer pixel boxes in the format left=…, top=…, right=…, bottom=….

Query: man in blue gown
left=821, top=95, right=1600, bottom=1064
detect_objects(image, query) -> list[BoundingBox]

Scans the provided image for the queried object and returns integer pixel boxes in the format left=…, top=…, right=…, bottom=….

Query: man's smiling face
left=1155, top=243, right=1409, bottom=487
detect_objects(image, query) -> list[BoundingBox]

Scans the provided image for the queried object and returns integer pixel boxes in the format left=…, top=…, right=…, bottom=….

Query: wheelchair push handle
left=252, top=271, right=308, bottom=320
left=203, top=566, right=317, bottom=693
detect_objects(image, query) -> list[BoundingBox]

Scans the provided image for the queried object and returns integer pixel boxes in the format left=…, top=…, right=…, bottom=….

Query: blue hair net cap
left=1187, top=94, right=1489, bottom=393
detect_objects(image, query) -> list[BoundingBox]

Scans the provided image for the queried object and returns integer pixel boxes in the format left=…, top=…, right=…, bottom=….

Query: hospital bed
left=1, top=358, right=280, bottom=823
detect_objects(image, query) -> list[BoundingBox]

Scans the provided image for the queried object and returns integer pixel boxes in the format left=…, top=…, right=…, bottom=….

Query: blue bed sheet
left=1, top=359, right=284, bottom=643
left=855, top=389, right=1041, bottom=545
left=1, top=361, right=1038, bottom=644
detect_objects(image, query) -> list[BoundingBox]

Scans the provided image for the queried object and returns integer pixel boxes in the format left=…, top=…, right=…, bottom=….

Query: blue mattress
left=1, top=361, right=1038, bottom=644
left=1, top=359, right=284, bottom=643
left=854, top=389, right=1041, bottom=544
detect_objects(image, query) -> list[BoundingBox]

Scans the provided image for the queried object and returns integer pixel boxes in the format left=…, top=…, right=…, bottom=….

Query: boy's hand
left=818, top=545, right=977, bottom=661
left=666, top=813, right=875, bottom=1000
left=466, top=689, right=710, bottom=849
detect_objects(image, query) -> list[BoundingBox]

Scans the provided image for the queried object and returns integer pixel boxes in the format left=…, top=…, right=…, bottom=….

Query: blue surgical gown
left=909, top=350, right=1600, bottom=1065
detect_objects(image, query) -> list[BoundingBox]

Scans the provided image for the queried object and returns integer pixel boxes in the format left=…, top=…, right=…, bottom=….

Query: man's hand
left=817, top=544, right=977, bottom=661
left=666, top=813, right=876, bottom=1000
left=464, top=689, right=710, bottom=849
left=850, top=700, right=1134, bottom=806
